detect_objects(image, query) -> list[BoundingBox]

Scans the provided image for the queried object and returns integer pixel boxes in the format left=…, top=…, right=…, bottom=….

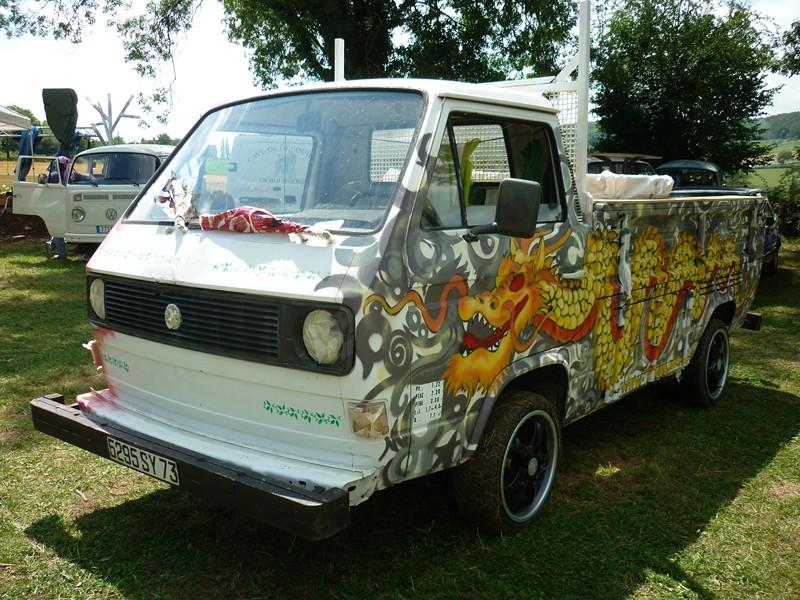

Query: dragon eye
left=509, top=273, right=525, bottom=292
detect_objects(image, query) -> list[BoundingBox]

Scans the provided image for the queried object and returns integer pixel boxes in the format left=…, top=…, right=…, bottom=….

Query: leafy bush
left=768, top=165, right=800, bottom=237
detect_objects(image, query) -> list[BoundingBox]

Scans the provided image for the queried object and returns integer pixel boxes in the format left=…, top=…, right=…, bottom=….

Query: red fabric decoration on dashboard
left=200, top=207, right=309, bottom=234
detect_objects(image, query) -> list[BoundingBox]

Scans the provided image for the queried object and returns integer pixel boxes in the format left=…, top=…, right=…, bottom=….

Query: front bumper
left=64, top=233, right=106, bottom=244
left=30, top=394, right=351, bottom=540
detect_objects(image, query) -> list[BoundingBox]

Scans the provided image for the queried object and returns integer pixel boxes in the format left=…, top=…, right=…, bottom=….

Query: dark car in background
left=588, top=153, right=657, bottom=175
left=656, top=159, right=723, bottom=187
left=658, top=159, right=781, bottom=275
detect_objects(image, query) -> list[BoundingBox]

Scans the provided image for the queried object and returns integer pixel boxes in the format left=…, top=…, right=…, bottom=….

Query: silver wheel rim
left=705, top=328, right=729, bottom=401
left=500, top=409, right=558, bottom=523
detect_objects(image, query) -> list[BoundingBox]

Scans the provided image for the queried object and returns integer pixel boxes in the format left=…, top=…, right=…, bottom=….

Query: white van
left=220, top=134, right=314, bottom=213
left=13, top=144, right=174, bottom=247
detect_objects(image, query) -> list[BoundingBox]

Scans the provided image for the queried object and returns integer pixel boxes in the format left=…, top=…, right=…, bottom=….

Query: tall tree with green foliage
left=777, top=20, right=800, bottom=76
left=1, top=0, right=575, bottom=119
left=592, top=0, right=776, bottom=174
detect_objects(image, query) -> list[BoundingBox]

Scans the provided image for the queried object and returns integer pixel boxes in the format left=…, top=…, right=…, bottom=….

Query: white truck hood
left=88, top=222, right=370, bottom=302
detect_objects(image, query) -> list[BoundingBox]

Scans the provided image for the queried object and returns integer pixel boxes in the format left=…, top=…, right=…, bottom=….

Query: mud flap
left=742, top=312, right=762, bottom=331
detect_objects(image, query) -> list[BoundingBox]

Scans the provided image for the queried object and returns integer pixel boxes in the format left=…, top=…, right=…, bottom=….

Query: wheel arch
left=710, top=300, right=736, bottom=327
left=462, top=361, right=570, bottom=463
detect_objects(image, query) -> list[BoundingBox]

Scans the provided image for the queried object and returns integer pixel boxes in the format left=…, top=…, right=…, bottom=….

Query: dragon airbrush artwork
left=356, top=188, right=759, bottom=484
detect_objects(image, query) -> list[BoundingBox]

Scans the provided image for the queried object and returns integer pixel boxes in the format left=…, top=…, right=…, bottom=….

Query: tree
left=7, top=105, right=40, bottom=126
left=777, top=20, right=800, bottom=76
left=140, top=132, right=182, bottom=146
left=592, top=0, right=777, bottom=174
left=758, top=112, right=800, bottom=140
left=0, top=105, right=59, bottom=155
left=2, top=0, right=576, bottom=118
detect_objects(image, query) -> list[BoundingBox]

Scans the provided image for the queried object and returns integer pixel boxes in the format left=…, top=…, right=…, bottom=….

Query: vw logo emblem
left=164, top=303, right=182, bottom=330
left=105, top=208, right=118, bottom=220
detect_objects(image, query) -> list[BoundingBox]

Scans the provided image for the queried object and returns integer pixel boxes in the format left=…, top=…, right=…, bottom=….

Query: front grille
left=100, top=277, right=280, bottom=364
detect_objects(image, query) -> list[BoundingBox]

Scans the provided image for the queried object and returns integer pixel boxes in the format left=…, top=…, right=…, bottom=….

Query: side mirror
left=464, top=178, right=541, bottom=241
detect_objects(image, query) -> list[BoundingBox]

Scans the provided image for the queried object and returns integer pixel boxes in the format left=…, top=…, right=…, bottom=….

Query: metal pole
left=574, top=0, right=591, bottom=198
left=334, top=38, right=345, bottom=82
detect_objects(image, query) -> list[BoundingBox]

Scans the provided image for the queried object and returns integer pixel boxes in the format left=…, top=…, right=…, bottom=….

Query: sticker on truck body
left=412, top=381, right=444, bottom=427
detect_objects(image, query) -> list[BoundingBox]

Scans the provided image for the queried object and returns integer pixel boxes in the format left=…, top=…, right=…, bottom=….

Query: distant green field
left=748, top=165, right=789, bottom=189
left=766, top=139, right=799, bottom=156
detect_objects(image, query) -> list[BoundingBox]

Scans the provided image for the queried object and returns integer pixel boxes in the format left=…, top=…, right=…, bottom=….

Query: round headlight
left=72, top=206, right=86, bottom=223
left=89, top=278, right=106, bottom=320
left=302, top=310, right=344, bottom=365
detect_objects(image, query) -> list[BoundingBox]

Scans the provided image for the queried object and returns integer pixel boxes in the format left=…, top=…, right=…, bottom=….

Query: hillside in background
left=588, top=112, right=800, bottom=157
left=757, top=112, right=800, bottom=140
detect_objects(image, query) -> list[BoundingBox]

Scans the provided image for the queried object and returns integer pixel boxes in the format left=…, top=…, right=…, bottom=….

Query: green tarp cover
left=42, top=88, right=79, bottom=148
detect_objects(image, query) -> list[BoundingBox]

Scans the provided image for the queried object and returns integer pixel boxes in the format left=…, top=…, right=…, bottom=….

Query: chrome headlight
left=72, top=206, right=86, bottom=223
left=302, top=309, right=344, bottom=365
left=88, top=278, right=106, bottom=320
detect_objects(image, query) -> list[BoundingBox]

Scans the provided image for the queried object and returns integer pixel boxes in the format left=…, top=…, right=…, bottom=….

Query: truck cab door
left=401, top=106, right=572, bottom=479
left=11, top=156, right=68, bottom=237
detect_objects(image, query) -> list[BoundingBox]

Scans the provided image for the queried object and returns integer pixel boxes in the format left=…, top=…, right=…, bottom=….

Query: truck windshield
left=126, top=90, right=425, bottom=233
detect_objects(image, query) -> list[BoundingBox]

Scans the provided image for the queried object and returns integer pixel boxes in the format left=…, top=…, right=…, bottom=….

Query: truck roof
left=214, top=78, right=559, bottom=117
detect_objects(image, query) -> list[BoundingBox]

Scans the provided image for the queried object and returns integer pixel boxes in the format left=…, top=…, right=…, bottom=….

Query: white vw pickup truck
left=30, top=77, right=766, bottom=539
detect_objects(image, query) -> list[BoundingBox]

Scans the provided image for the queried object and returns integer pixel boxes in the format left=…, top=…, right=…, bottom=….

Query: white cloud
left=748, top=0, right=800, bottom=115
left=749, top=0, right=796, bottom=29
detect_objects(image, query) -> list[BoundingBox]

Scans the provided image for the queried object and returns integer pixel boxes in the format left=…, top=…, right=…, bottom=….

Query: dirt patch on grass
left=769, top=481, right=800, bottom=501
left=0, top=212, right=49, bottom=242
left=0, top=430, right=26, bottom=443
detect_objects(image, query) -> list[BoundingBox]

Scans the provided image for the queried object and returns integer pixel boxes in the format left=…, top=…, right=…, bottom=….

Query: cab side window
left=421, top=114, right=564, bottom=230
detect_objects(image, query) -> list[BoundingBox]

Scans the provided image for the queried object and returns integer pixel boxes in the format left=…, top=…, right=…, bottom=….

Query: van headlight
left=72, top=206, right=86, bottom=223
left=88, top=278, right=106, bottom=320
left=303, top=309, right=344, bottom=365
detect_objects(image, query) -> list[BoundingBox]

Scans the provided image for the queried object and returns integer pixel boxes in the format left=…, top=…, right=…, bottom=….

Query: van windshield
left=71, top=152, right=160, bottom=185
left=126, top=90, right=424, bottom=233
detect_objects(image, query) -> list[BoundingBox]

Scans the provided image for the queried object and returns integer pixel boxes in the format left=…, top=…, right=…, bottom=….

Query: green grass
left=765, top=138, right=800, bottom=157
left=1, top=238, right=798, bottom=599
left=747, top=165, right=791, bottom=189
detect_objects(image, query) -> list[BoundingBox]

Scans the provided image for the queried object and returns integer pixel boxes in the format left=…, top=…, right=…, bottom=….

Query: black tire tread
left=453, top=390, right=560, bottom=533
left=683, top=318, right=729, bottom=408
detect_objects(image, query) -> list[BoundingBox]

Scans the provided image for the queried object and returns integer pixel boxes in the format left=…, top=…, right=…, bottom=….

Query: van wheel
left=683, top=318, right=729, bottom=408
left=453, top=391, right=560, bottom=533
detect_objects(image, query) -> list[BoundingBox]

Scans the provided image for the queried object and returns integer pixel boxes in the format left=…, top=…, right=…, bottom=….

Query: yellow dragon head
left=443, top=237, right=554, bottom=397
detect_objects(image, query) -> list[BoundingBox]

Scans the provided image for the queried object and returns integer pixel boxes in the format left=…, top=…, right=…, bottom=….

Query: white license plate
left=96, top=225, right=112, bottom=233
left=107, top=437, right=180, bottom=485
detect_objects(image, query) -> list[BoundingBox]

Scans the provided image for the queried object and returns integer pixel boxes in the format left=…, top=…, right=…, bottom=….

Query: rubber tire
left=453, top=390, right=561, bottom=534
left=683, top=318, right=730, bottom=408
left=763, top=250, right=778, bottom=276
